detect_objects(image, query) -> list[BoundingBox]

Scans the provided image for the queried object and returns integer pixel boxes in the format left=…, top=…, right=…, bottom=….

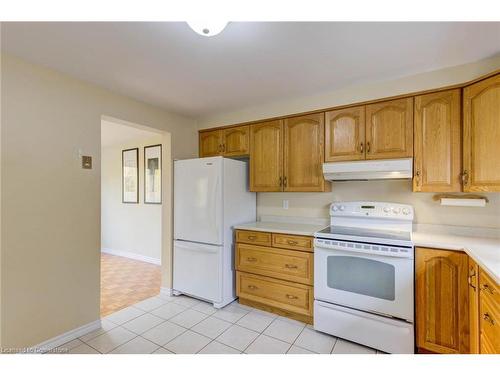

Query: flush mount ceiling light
left=187, top=21, right=228, bottom=37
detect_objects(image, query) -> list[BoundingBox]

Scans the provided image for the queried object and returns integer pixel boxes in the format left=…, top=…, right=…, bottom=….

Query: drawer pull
left=481, top=284, right=496, bottom=295
left=247, top=284, right=258, bottom=290
left=483, top=313, right=495, bottom=325
left=284, top=264, right=298, bottom=269
left=246, top=257, right=258, bottom=262
left=287, top=240, right=298, bottom=245
left=247, top=235, right=257, bottom=240
left=286, top=294, right=298, bottom=300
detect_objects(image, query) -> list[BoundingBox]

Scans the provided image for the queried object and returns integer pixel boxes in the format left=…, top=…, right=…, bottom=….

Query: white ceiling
left=101, top=120, right=160, bottom=148
left=3, top=22, right=500, bottom=118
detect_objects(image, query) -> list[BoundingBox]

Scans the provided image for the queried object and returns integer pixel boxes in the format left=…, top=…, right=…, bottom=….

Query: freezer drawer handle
left=246, top=257, right=258, bottom=262
left=247, top=284, right=258, bottom=290
left=286, top=294, right=298, bottom=300
left=483, top=313, right=495, bottom=325
left=284, top=264, right=298, bottom=269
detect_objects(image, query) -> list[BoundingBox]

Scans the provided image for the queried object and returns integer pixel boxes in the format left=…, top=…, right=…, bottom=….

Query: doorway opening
left=100, top=117, right=166, bottom=317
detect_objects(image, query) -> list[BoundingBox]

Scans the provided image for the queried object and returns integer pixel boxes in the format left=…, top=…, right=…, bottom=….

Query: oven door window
left=327, top=256, right=395, bottom=301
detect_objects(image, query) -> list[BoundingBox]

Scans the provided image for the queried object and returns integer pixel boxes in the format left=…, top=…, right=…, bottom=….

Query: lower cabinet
left=416, top=247, right=499, bottom=354
left=235, top=229, right=314, bottom=324
left=477, top=269, right=500, bottom=353
left=415, top=247, right=470, bottom=354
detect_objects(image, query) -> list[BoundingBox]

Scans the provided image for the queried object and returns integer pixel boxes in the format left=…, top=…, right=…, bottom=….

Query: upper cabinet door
left=283, top=113, right=329, bottom=192
left=325, top=106, right=366, bottom=162
left=365, top=98, right=414, bottom=159
left=223, top=125, right=250, bottom=157
left=414, top=89, right=462, bottom=192
left=250, top=120, right=283, bottom=192
left=199, top=129, right=223, bottom=157
left=463, top=74, right=500, bottom=192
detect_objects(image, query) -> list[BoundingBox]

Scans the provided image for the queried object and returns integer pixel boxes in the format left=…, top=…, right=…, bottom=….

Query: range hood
left=323, top=158, right=413, bottom=181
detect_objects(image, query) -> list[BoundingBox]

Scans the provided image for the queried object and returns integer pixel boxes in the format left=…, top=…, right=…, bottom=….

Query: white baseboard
left=160, top=287, right=173, bottom=298
left=101, top=248, right=161, bottom=265
left=29, top=319, right=101, bottom=354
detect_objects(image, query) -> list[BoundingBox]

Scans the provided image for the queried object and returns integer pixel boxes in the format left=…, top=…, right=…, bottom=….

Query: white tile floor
left=52, top=294, right=383, bottom=354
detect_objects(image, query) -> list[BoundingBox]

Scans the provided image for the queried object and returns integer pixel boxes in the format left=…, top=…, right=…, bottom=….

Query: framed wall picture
left=144, top=144, right=162, bottom=204
left=122, top=148, right=139, bottom=203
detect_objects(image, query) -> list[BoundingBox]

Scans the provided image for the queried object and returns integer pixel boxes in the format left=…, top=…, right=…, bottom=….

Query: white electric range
left=313, top=201, right=415, bottom=354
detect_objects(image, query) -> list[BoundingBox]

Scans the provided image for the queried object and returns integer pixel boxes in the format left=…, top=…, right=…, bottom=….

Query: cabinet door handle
left=222, top=144, right=226, bottom=153
left=415, top=170, right=421, bottom=186
left=286, top=294, right=298, bottom=300
left=287, top=240, right=298, bottom=245
left=468, top=267, right=477, bottom=291
left=284, top=264, right=298, bottom=269
left=483, top=313, right=495, bottom=325
left=279, top=177, right=282, bottom=187
left=247, top=285, right=258, bottom=290
left=367, top=142, right=371, bottom=153
left=246, top=257, right=257, bottom=262
left=283, top=176, right=287, bottom=188
left=360, top=142, right=364, bottom=153
left=481, top=284, right=496, bottom=295
left=461, top=170, right=469, bottom=185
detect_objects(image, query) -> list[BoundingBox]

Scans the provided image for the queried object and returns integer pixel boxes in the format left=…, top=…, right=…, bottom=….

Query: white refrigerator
left=173, top=156, right=256, bottom=308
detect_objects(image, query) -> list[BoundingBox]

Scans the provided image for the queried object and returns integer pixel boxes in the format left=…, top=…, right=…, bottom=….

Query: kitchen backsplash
left=257, top=180, right=500, bottom=229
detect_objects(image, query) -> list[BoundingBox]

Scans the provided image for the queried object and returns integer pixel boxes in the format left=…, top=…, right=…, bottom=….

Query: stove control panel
left=330, top=201, right=414, bottom=221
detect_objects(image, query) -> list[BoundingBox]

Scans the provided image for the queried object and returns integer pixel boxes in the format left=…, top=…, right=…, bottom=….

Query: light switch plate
left=82, top=155, right=92, bottom=169
left=282, top=200, right=289, bottom=209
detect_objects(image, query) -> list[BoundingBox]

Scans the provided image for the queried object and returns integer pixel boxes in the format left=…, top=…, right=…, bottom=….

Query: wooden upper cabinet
left=463, top=74, right=500, bottom=192
left=199, top=129, right=223, bottom=157
left=325, top=106, right=366, bottom=162
left=250, top=120, right=283, bottom=192
left=223, top=125, right=249, bottom=157
left=416, top=247, right=470, bottom=354
left=365, top=98, right=414, bottom=159
left=413, top=89, right=462, bottom=192
left=283, top=113, right=329, bottom=192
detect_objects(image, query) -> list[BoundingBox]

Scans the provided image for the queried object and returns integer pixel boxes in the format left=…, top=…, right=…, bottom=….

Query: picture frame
left=122, top=148, right=139, bottom=203
left=144, top=144, right=162, bottom=204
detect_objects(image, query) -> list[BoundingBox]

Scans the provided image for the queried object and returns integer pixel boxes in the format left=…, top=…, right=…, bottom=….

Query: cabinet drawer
left=479, top=292, right=500, bottom=354
left=479, top=269, right=499, bottom=308
left=236, top=271, right=313, bottom=317
left=272, top=233, right=313, bottom=252
left=235, top=230, right=272, bottom=246
left=236, top=243, right=313, bottom=285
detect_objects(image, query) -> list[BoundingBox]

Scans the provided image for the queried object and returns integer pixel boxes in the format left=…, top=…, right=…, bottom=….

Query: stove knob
left=332, top=205, right=338, bottom=212
left=383, top=207, right=390, bottom=213
left=402, top=208, right=410, bottom=215
left=339, top=205, right=345, bottom=211
left=392, top=207, right=401, bottom=214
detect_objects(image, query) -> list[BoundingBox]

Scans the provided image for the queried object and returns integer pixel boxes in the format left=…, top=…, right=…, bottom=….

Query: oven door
left=314, top=244, right=414, bottom=322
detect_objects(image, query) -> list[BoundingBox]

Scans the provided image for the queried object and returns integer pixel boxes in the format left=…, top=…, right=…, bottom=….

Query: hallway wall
left=101, top=135, right=163, bottom=263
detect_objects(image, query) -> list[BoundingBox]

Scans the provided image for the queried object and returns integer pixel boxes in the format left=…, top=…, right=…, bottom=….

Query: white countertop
left=233, top=221, right=327, bottom=237
left=412, top=224, right=500, bottom=285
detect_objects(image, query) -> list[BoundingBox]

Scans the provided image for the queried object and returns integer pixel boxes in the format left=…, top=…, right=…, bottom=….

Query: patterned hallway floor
left=101, top=253, right=161, bottom=317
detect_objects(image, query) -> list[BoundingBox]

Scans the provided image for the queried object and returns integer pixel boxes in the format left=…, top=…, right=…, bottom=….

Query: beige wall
left=101, top=135, right=163, bottom=262
left=198, top=55, right=500, bottom=229
left=257, top=181, right=500, bottom=228
left=0, top=53, right=198, bottom=349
